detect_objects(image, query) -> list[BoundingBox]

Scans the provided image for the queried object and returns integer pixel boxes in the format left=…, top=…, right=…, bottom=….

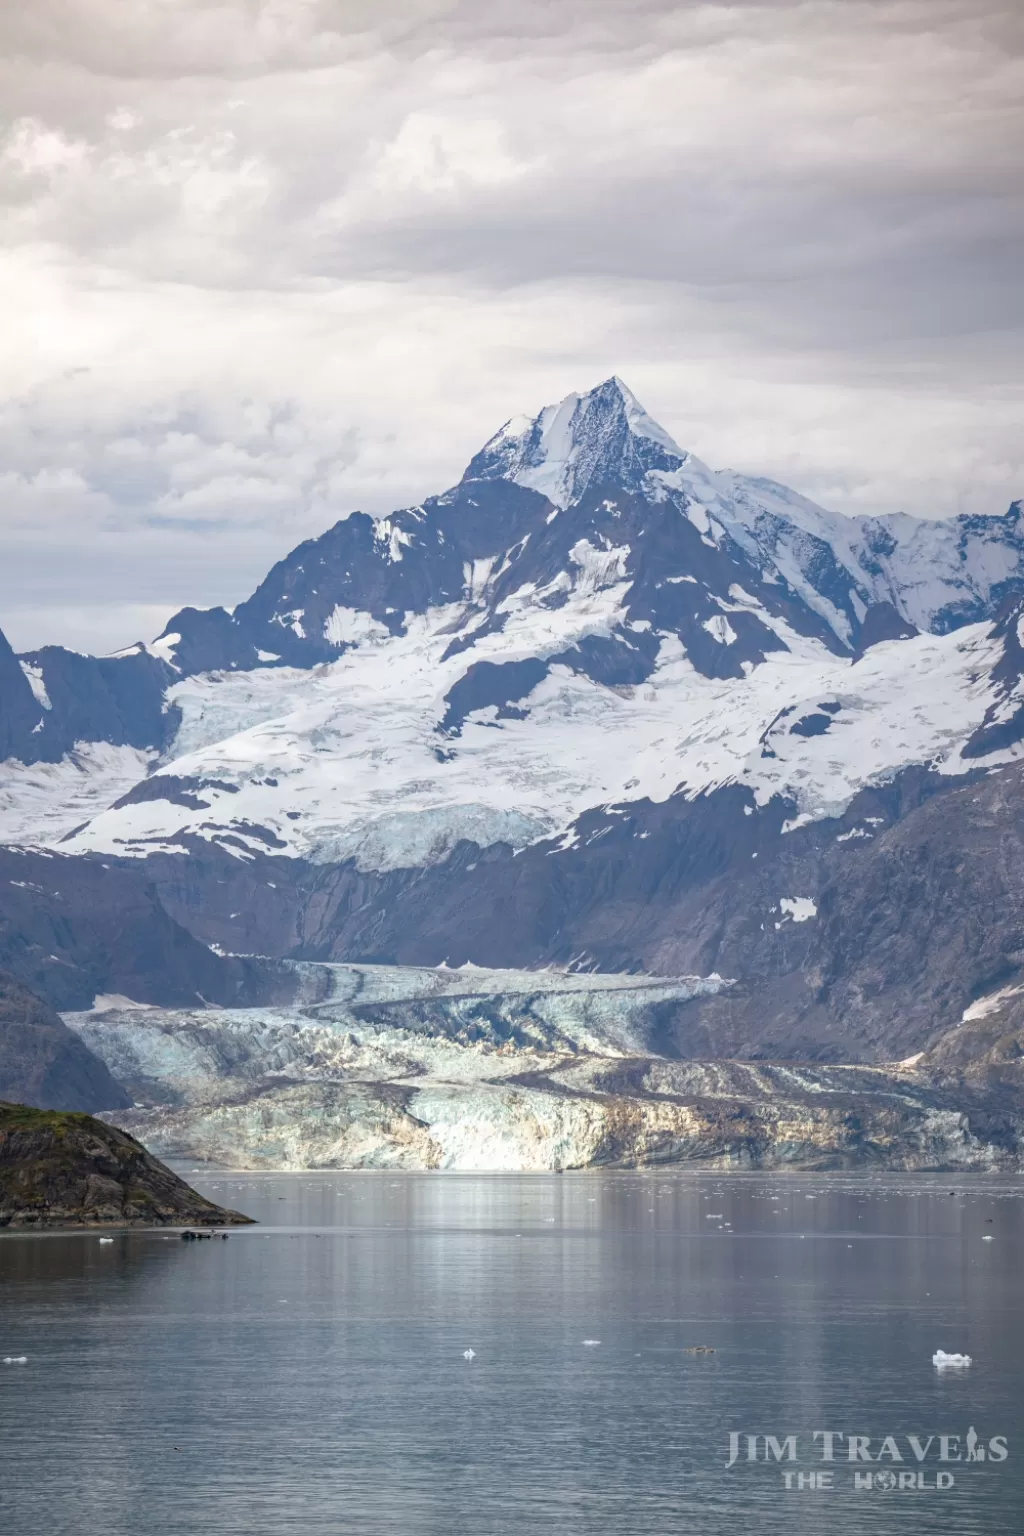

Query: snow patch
left=961, top=984, right=1024, bottom=1023
left=18, top=663, right=51, bottom=711
left=374, top=519, right=412, bottom=564
left=702, top=615, right=737, bottom=646
left=569, top=539, right=630, bottom=594
left=0, top=743, right=156, bottom=846
left=323, top=606, right=390, bottom=649
left=147, top=632, right=181, bottom=666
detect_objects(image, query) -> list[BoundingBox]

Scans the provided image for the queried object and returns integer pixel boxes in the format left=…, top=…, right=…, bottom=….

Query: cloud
left=0, top=0, right=1020, bottom=650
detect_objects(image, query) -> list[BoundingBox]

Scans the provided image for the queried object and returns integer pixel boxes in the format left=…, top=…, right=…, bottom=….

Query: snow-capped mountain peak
left=464, top=376, right=687, bottom=510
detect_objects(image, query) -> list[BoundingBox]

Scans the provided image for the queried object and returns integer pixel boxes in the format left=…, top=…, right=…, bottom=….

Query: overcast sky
left=1, top=0, right=1021, bottom=653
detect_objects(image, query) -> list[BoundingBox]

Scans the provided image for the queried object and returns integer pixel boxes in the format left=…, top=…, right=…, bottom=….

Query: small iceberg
left=98, top=1237, right=114, bottom=1245
left=582, top=1339, right=601, bottom=1347
left=462, top=1349, right=476, bottom=1360
left=2, top=1357, right=27, bottom=1365
left=933, top=1350, right=972, bottom=1368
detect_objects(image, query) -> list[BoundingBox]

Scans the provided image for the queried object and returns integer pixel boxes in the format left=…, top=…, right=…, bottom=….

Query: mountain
left=1, top=377, right=1023, bottom=1070
left=0, top=637, right=174, bottom=768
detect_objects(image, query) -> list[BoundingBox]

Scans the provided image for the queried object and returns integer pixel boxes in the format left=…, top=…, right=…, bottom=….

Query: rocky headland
left=0, top=1101, right=254, bottom=1228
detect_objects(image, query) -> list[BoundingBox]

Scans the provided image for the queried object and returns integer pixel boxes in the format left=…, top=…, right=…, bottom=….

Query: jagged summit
left=464, top=377, right=688, bottom=509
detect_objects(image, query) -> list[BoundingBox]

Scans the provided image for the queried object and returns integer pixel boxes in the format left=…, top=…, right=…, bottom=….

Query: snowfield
left=0, top=743, right=155, bottom=846
left=48, top=600, right=1021, bottom=870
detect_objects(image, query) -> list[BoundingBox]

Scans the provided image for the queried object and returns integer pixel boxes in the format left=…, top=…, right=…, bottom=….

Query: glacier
left=61, top=962, right=1024, bottom=1173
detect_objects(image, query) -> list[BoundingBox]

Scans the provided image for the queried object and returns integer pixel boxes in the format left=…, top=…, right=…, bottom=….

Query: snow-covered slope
left=0, top=744, right=155, bottom=846
left=712, top=475, right=1024, bottom=642
left=55, top=598, right=1019, bottom=868
left=2, top=377, right=1023, bottom=873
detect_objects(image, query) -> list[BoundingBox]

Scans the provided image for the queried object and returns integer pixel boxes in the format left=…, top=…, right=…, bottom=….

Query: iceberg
left=932, top=1349, right=972, bottom=1368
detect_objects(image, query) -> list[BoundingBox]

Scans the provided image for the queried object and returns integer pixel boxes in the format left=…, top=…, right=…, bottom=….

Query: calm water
left=1, top=1171, right=1023, bottom=1535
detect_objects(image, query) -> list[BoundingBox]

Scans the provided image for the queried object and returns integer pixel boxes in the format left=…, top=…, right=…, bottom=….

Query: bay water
left=1, top=1171, right=1022, bottom=1535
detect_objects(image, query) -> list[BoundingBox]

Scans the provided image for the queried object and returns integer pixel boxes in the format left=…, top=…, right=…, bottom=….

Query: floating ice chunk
left=2, top=1356, right=27, bottom=1364
left=932, top=1350, right=972, bottom=1368
left=582, top=1339, right=601, bottom=1347
left=981, top=1235, right=994, bottom=1242
left=98, top=1237, right=114, bottom=1244
left=462, top=1349, right=476, bottom=1360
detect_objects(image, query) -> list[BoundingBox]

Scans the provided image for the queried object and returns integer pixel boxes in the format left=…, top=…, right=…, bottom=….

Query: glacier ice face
left=64, top=964, right=734, bottom=1169
left=62, top=962, right=1024, bottom=1173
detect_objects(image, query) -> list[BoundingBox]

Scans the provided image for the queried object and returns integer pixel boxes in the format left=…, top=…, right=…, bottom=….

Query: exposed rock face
left=0, top=847, right=299, bottom=1012
left=0, top=629, right=46, bottom=762
left=917, top=988, right=1024, bottom=1090
left=0, top=636, right=174, bottom=767
left=62, top=967, right=1024, bottom=1172
left=0, top=1101, right=254, bottom=1227
left=0, top=971, right=131, bottom=1113
left=851, top=601, right=919, bottom=659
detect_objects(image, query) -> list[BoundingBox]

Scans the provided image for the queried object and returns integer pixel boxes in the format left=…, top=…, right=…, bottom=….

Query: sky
left=1, top=0, right=1021, bottom=654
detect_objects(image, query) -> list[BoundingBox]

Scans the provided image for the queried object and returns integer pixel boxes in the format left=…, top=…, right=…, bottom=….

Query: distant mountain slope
left=0, top=847, right=296, bottom=1012
left=0, top=640, right=174, bottom=768
left=53, top=584, right=1024, bottom=872
left=0, top=970, right=131, bottom=1113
